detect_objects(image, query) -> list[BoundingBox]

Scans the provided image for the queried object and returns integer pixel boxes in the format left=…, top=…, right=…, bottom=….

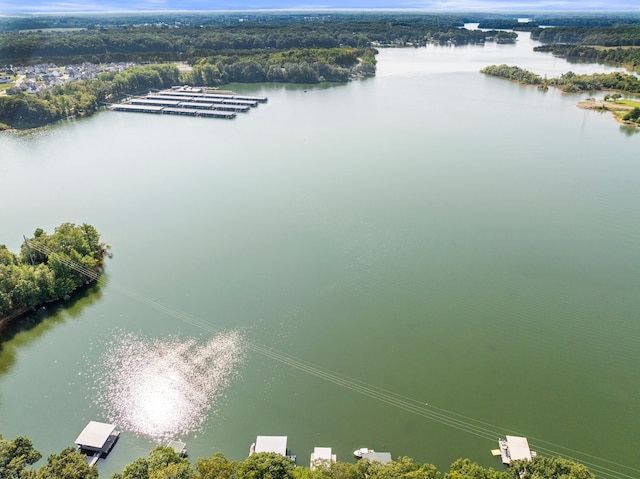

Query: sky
left=0, top=0, right=638, bottom=13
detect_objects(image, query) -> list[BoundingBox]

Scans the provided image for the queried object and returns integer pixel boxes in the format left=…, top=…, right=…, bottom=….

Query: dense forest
left=0, top=17, right=517, bottom=65
left=531, top=25, right=640, bottom=46
left=0, top=432, right=597, bottom=479
left=0, top=223, right=107, bottom=325
left=534, top=44, right=640, bottom=72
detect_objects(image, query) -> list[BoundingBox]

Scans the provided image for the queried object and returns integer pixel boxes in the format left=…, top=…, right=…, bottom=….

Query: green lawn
left=613, top=99, right=640, bottom=108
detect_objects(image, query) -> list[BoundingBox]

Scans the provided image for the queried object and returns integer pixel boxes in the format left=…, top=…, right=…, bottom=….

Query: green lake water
left=1, top=30, right=639, bottom=478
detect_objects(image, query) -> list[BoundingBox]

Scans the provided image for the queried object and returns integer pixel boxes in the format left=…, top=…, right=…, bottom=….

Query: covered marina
left=168, top=86, right=268, bottom=103
left=109, top=102, right=237, bottom=119
left=109, top=86, right=266, bottom=120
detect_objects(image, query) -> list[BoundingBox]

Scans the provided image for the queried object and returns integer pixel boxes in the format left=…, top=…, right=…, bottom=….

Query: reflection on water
left=0, top=282, right=103, bottom=375
left=91, top=330, right=245, bottom=441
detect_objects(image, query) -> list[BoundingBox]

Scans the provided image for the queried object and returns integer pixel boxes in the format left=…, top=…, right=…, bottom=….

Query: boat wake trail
left=92, top=330, right=245, bottom=442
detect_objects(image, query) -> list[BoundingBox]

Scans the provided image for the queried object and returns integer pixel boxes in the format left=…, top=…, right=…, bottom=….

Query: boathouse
left=310, top=447, right=336, bottom=470
left=252, top=436, right=288, bottom=456
left=167, top=440, right=188, bottom=457
left=74, top=421, right=120, bottom=465
left=361, top=451, right=392, bottom=464
left=495, top=435, right=533, bottom=464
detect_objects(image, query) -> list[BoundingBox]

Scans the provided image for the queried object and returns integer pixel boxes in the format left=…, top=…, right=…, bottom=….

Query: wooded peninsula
left=1, top=12, right=640, bottom=129
left=0, top=223, right=108, bottom=330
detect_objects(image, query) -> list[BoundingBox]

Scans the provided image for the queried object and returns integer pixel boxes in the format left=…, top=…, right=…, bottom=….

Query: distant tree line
left=2, top=11, right=639, bottom=33
left=0, top=432, right=597, bottom=479
left=0, top=12, right=468, bottom=33
left=527, top=15, right=640, bottom=28
left=481, top=64, right=640, bottom=93
left=530, top=25, right=640, bottom=46
left=533, top=44, right=640, bottom=72
left=477, top=20, right=540, bottom=31
left=0, top=223, right=107, bottom=324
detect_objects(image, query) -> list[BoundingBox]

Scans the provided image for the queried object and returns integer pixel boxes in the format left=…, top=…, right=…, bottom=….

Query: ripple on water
left=91, top=330, right=245, bottom=441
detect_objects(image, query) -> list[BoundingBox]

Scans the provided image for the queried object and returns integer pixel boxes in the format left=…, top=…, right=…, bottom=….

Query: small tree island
left=0, top=222, right=109, bottom=331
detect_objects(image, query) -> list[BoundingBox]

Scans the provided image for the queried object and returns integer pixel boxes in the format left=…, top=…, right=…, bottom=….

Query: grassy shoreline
left=578, top=97, right=640, bottom=126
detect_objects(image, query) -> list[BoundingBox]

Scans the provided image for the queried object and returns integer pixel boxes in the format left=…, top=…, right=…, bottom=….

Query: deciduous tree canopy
left=0, top=223, right=107, bottom=323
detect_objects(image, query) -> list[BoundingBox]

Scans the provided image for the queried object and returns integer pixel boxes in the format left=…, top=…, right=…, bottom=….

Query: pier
left=109, top=86, right=267, bottom=120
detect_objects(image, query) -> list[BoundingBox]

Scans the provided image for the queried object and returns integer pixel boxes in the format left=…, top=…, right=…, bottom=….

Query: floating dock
left=109, top=86, right=267, bottom=120
left=494, top=436, right=534, bottom=465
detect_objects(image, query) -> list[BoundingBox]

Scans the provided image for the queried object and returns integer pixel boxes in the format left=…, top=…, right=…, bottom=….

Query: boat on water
left=353, top=447, right=375, bottom=458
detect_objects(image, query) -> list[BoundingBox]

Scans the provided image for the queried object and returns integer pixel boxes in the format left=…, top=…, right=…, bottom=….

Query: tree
left=1, top=224, right=107, bottom=320
left=116, top=458, right=150, bottom=479
left=444, top=458, right=508, bottom=479
left=236, top=453, right=295, bottom=479
left=368, top=456, right=440, bottom=479
left=0, top=434, right=41, bottom=479
left=0, top=246, right=16, bottom=267
left=623, top=107, right=640, bottom=123
left=147, top=446, right=193, bottom=479
left=194, top=452, right=238, bottom=479
left=36, top=447, right=97, bottom=479
left=510, top=456, right=595, bottom=479
left=114, top=446, right=194, bottom=479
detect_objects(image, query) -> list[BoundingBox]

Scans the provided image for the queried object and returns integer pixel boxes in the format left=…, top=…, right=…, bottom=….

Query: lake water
left=1, top=30, right=639, bottom=479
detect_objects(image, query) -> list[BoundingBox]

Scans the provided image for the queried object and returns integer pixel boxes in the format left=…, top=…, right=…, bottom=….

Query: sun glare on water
left=92, top=330, right=245, bottom=441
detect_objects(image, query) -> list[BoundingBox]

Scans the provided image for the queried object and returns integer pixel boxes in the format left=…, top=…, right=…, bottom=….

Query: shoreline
left=0, top=277, right=100, bottom=336
left=577, top=97, right=640, bottom=127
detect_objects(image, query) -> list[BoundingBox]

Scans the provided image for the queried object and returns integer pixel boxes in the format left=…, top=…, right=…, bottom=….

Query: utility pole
left=23, top=235, right=35, bottom=266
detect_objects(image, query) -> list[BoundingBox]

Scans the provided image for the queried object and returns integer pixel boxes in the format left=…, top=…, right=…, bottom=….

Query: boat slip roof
left=255, top=436, right=287, bottom=456
left=506, top=435, right=532, bottom=461
left=74, top=421, right=116, bottom=450
left=362, top=452, right=392, bottom=464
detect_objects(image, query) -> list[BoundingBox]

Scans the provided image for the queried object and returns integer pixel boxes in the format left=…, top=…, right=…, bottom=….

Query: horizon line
left=2, top=7, right=640, bottom=14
